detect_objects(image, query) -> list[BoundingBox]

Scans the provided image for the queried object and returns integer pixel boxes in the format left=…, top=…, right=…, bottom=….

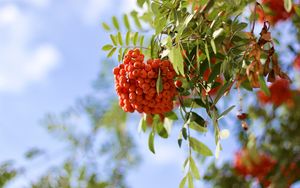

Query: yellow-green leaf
left=179, top=176, right=187, bottom=188
left=110, top=34, right=117, bottom=46
left=156, top=69, right=163, bottom=94
left=123, top=14, right=131, bottom=30
left=189, top=137, right=213, bottom=156
left=148, top=131, right=155, bottom=154
left=284, top=0, right=292, bottom=12
left=102, top=22, right=110, bottom=31
left=102, top=44, right=113, bottom=51
left=189, top=157, right=200, bottom=179
left=112, top=16, right=120, bottom=30
left=169, top=46, right=184, bottom=75
left=117, top=32, right=123, bottom=45
left=107, top=47, right=117, bottom=58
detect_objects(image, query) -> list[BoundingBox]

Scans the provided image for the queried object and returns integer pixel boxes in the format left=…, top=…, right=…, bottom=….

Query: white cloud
left=0, top=4, right=20, bottom=25
left=0, top=3, right=61, bottom=93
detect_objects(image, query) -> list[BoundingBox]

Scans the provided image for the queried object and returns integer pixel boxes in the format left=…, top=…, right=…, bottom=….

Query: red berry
left=237, top=113, right=248, bottom=120
left=113, top=67, right=120, bottom=75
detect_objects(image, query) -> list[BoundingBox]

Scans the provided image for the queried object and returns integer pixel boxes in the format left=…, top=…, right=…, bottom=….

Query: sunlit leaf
left=189, top=157, right=200, bottom=179
left=102, top=22, right=111, bottom=31
left=117, top=32, right=123, bottom=46
left=284, top=0, right=292, bottom=12
left=107, top=47, right=117, bottom=58
left=102, top=44, right=113, bottom=51
left=169, top=45, right=184, bottom=75
left=165, top=111, right=178, bottom=120
left=110, top=34, right=117, bottom=46
left=156, top=69, right=163, bottom=93
left=190, top=137, right=213, bottom=156
left=217, top=105, right=235, bottom=120
left=188, top=173, right=194, bottom=188
left=112, top=16, right=120, bottom=30
left=123, top=14, right=131, bottom=30
left=148, top=131, right=155, bottom=154
left=211, top=39, right=217, bottom=54
left=125, top=32, right=130, bottom=46
left=179, top=175, right=187, bottom=188
left=133, top=32, right=139, bottom=45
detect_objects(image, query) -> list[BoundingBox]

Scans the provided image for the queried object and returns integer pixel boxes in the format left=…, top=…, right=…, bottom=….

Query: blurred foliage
left=0, top=62, right=139, bottom=188
left=0, top=162, right=17, bottom=188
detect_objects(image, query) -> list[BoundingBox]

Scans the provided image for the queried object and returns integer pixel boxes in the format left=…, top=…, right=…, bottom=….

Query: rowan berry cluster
left=113, top=49, right=177, bottom=114
left=234, top=149, right=276, bottom=187
left=258, top=0, right=294, bottom=25
left=257, top=79, right=292, bottom=106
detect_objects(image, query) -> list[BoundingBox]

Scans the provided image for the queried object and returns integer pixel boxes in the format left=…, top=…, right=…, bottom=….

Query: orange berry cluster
left=258, top=0, right=294, bottom=25
left=234, top=149, right=276, bottom=187
left=257, top=79, right=292, bottom=106
left=113, top=49, right=177, bottom=114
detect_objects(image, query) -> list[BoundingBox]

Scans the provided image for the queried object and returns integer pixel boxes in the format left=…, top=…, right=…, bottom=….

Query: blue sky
left=0, top=0, right=285, bottom=187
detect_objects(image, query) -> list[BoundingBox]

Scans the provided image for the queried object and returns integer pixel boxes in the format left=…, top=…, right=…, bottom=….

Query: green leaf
left=112, top=16, right=120, bottom=30
left=165, top=111, right=178, bottom=120
left=123, top=14, right=131, bottom=30
left=207, top=63, right=222, bottom=83
left=217, top=105, right=235, bottom=120
left=138, top=116, right=147, bottom=133
left=137, top=0, right=146, bottom=7
left=215, top=141, right=222, bottom=159
left=131, top=11, right=142, bottom=29
left=212, top=81, right=232, bottom=106
left=189, top=157, right=200, bottom=179
left=210, top=39, right=217, bottom=54
left=182, top=127, right=188, bottom=140
left=179, top=176, right=187, bottom=188
left=213, top=28, right=224, bottom=38
left=25, top=148, right=44, bottom=159
left=117, top=32, right=123, bottom=45
left=178, top=132, right=183, bottom=148
left=205, top=42, right=211, bottom=64
left=189, top=137, right=213, bottom=156
left=259, top=76, right=270, bottom=96
left=118, top=48, right=123, bottom=62
left=102, top=44, right=113, bottom=51
left=284, top=0, right=292, bottom=12
left=183, top=157, right=189, bottom=168
left=189, top=112, right=206, bottom=127
left=190, top=122, right=208, bottom=133
left=295, top=6, right=300, bottom=16
left=110, top=34, right=117, bottom=46
left=148, top=131, right=155, bottom=154
left=125, top=32, right=130, bottom=46
left=169, top=45, right=184, bottom=75
left=107, top=47, right=117, bottom=58
left=101, top=22, right=110, bottom=31
left=140, top=36, right=144, bottom=47
left=187, top=173, right=194, bottom=188
left=133, top=32, right=139, bottom=45
left=156, top=69, right=163, bottom=93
